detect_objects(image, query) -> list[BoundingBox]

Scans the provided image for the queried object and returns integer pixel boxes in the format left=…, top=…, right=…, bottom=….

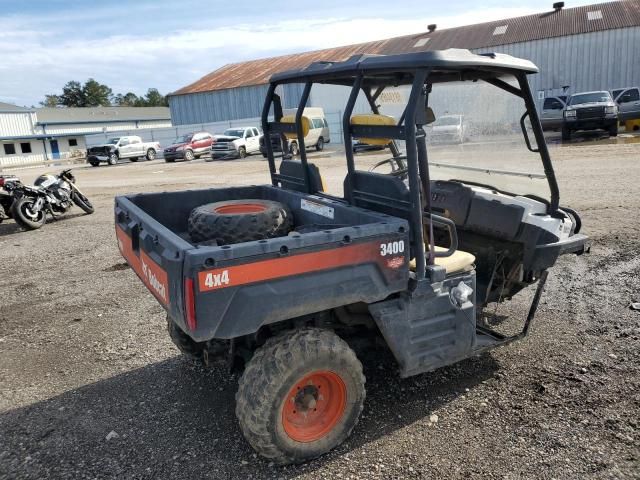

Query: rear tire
left=236, top=328, right=365, bottom=465
left=188, top=199, right=292, bottom=244
left=72, top=192, right=94, bottom=214
left=561, top=126, right=571, bottom=141
left=184, top=149, right=195, bottom=161
left=167, top=317, right=204, bottom=361
left=89, top=161, right=99, bottom=167
left=315, top=137, right=324, bottom=151
left=11, top=197, right=46, bottom=230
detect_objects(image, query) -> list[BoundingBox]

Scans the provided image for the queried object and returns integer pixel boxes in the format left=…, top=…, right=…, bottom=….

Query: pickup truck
left=562, top=91, right=618, bottom=140
left=87, top=136, right=161, bottom=166
left=209, top=127, right=262, bottom=160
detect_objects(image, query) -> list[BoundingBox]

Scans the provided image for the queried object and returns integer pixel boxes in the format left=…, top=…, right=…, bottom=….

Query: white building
left=0, top=103, right=171, bottom=169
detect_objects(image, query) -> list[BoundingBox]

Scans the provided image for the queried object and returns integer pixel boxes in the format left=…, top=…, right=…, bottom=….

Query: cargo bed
left=115, top=185, right=410, bottom=341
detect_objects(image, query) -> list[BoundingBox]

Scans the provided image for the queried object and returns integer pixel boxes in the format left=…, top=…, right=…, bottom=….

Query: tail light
left=184, top=278, right=197, bottom=330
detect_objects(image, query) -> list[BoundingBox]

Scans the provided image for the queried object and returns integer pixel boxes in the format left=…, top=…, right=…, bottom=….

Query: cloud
left=0, top=4, right=590, bottom=106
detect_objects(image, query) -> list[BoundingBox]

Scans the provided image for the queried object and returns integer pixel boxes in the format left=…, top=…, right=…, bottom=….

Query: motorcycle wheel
left=11, top=197, right=46, bottom=230
left=72, top=192, right=94, bottom=214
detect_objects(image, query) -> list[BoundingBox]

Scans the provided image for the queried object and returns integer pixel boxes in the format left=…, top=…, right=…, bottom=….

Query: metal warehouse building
left=0, top=105, right=170, bottom=169
left=169, top=0, right=640, bottom=126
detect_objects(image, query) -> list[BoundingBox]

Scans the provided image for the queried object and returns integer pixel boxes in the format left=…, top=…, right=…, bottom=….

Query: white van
left=260, top=107, right=330, bottom=156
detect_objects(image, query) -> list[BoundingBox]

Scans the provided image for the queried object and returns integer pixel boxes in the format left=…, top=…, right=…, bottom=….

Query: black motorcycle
left=9, top=169, right=94, bottom=230
left=0, top=175, right=22, bottom=224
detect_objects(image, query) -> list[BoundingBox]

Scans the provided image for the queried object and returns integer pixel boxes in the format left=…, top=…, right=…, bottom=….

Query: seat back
left=280, top=115, right=311, bottom=140
left=344, top=171, right=411, bottom=220
left=279, top=160, right=325, bottom=193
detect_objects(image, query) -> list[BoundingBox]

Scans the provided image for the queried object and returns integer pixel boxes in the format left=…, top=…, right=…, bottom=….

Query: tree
left=142, top=88, right=168, bottom=107
left=82, top=78, right=113, bottom=107
left=59, top=81, right=85, bottom=107
left=43, top=81, right=169, bottom=108
left=40, top=95, right=60, bottom=107
left=114, top=92, right=140, bottom=106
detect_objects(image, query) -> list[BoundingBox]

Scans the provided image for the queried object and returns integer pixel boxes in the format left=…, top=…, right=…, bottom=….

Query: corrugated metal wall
left=169, top=26, right=640, bottom=124
left=0, top=112, right=37, bottom=137
left=169, top=83, right=306, bottom=125
left=472, top=26, right=640, bottom=104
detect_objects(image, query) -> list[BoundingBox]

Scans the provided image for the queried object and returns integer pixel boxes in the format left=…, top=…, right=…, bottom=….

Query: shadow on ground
left=0, top=350, right=498, bottom=479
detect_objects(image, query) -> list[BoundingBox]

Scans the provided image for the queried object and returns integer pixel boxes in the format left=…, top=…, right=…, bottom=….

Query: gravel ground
left=0, top=136, right=639, bottom=479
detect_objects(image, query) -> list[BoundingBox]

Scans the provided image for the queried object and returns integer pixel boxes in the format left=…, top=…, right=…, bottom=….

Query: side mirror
left=424, top=107, right=436, bottom=125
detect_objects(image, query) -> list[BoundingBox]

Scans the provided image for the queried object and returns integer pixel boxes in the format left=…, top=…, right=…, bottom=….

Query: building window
left=68, top=138, right=78, bottom=147
left=3, top=143, right=16, bottom=155
left=20, top=142, right=32, bottom=153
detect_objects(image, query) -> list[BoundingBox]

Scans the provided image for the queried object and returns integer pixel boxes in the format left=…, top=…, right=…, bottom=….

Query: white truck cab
left=87, top=136, right=161, bottom=166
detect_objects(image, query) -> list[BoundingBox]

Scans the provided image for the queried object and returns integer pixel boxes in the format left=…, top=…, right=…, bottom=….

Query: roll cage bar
left=260, top=50, right=561, bottom=282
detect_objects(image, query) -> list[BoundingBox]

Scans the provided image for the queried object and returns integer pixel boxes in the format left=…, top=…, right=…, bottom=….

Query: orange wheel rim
left=282, top=370, right=347, bottom=443
left=214, top=203, right=266, bottom=214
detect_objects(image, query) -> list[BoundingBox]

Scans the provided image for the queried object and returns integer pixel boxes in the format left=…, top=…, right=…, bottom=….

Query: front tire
left=184, top=149, right=195, bottom=161
left=236, top=328, right=365, bottom=465
left=108, top=153, right=118, bottom=165
left=72, top=192, right=94, bottom=214
left=146, top=148, right=156, bottom=161
left=238, top=146, right=247, bottom=159
left=11, top=197, right=46, bottom=230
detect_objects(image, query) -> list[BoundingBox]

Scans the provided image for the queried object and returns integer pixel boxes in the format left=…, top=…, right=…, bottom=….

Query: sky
left=0, top=0, right=608, bottom=107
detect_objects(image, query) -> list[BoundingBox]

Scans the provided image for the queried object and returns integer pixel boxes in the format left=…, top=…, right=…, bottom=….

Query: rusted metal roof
left=172, top=1, right=640, bottom=96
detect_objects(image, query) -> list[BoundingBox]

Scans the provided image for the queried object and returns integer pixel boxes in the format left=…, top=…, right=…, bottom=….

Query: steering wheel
left=368, top=155, right=408, bottom=179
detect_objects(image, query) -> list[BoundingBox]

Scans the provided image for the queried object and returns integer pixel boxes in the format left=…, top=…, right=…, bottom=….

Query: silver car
left=429, top=114, right=466, bottom=143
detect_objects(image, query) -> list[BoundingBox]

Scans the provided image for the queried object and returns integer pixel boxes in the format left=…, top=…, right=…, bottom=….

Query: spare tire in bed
left=188, top=199, right=293, bottom=244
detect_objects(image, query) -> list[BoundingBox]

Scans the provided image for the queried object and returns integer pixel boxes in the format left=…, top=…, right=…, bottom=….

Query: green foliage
left=44, top=81, right=169, bottom=108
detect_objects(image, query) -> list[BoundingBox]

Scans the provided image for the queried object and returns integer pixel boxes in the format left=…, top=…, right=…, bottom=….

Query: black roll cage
left=261, top=59, right=561, bottom=281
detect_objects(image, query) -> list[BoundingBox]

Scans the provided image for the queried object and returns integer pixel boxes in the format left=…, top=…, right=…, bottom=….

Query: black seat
left=344, top=171, right=412, bottom=220
left=278, top=160, right=325, bottom=193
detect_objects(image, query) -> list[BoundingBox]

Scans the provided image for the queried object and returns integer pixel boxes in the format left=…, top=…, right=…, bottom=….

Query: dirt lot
left=1, top=137, right=639, bottom=479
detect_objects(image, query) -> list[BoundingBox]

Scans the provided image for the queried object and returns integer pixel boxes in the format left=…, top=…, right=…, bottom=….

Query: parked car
left=352, top=139, right=389, bottom=153
left=210, top=127, right=262, bottom=160
left=87, top=136, right=160, bottom=166
left=540, top=95, right=567, bottom=131
left=428, top=114, right=467, bottom=143
left=562, top=91, right=618, bottom=140
left=164, top=132, right=214, bottom=162
left=259, top=107, right=330, bottom=157
left=611, top=87, right=640, bottom=122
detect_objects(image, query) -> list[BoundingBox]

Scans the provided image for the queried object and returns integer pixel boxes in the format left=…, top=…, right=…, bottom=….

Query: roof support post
left=295, top=82, right=313, bottom=193
left=342, top=74, right=363, bottom=202
left=517, top=73, right=560, bottom=213
left=405, top=70, right=428, bottom=281
left=261, top=83, right=278, bottom=186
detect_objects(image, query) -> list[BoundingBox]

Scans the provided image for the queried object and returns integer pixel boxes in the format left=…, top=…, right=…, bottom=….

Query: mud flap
left=369, top=272, right=476, bottom=378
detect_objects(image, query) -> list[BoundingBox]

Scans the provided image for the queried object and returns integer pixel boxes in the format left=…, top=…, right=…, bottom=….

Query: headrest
left=350, top=114, right=395, bottom=146
left=280, top=115, right=311, bottom=140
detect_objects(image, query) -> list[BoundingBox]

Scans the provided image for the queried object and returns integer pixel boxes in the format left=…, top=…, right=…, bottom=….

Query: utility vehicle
left=114, top=49, right=588, bottom=465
